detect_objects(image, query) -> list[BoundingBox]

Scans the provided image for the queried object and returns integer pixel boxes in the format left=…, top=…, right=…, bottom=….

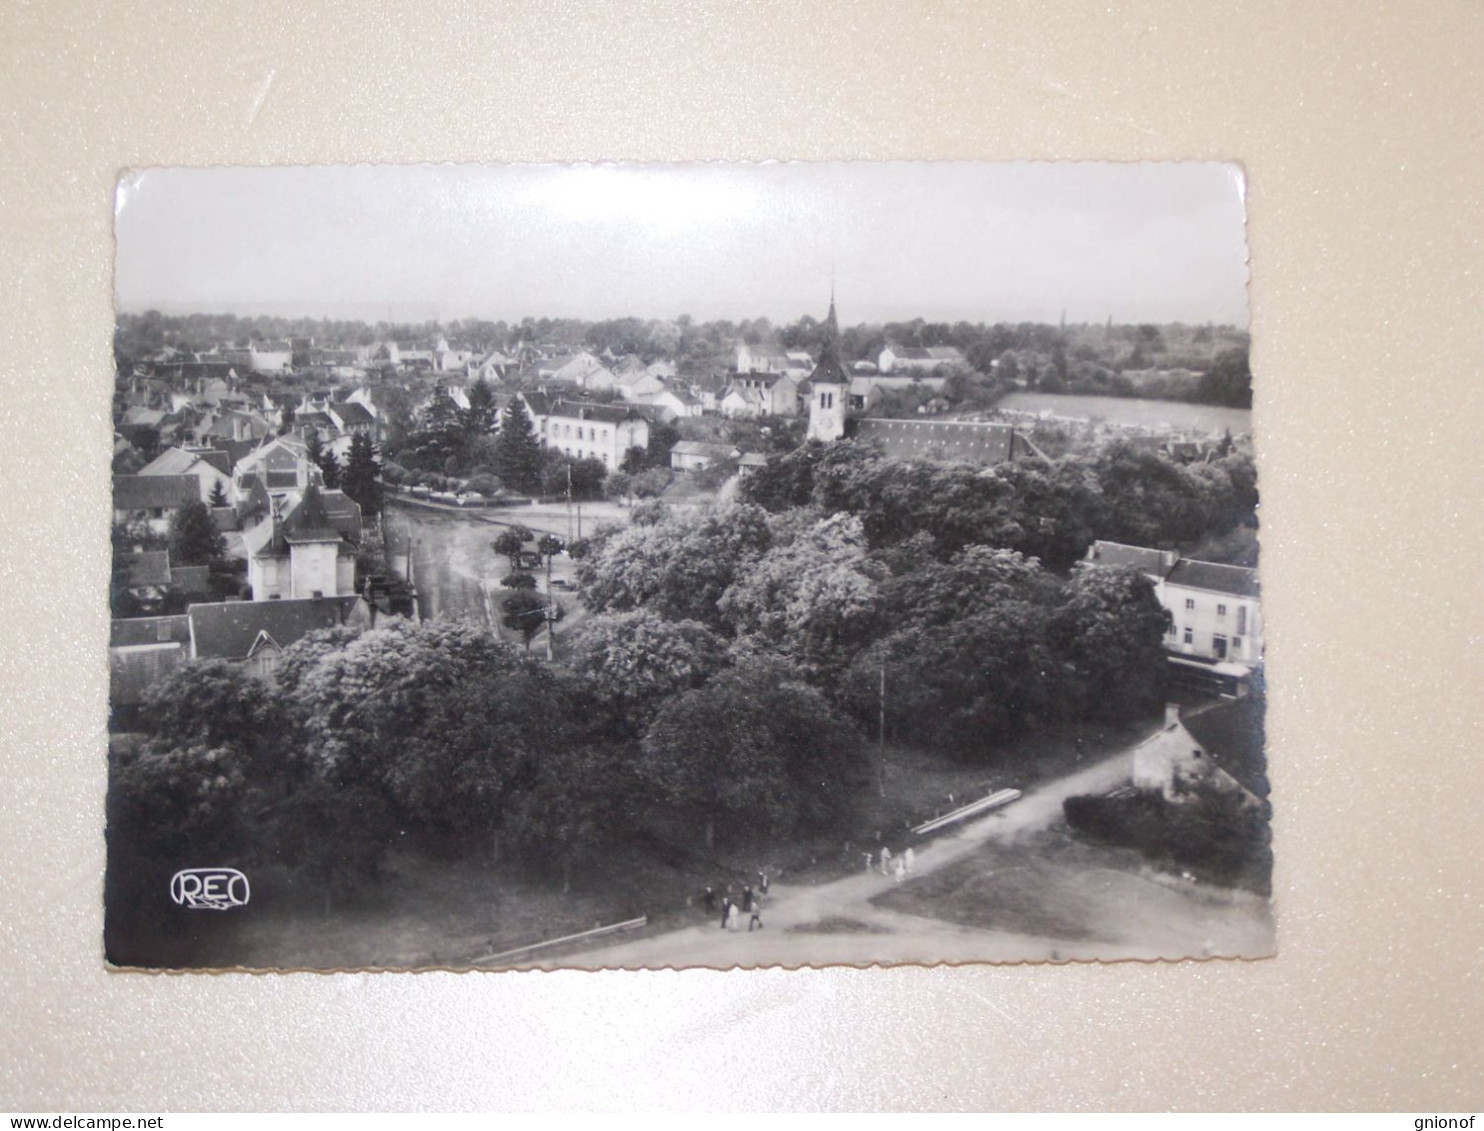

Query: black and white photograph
left=106, top=162, right=1269, bottom=970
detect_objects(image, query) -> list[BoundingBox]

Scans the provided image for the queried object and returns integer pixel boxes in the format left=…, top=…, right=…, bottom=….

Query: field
left=994, top=392, right=1253, bottom=435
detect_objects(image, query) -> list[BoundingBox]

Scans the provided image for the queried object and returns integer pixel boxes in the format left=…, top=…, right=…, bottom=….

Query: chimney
left=1160, top=549, right=1178, bottom=573
left=1164, top=702, right=1182, bottom=730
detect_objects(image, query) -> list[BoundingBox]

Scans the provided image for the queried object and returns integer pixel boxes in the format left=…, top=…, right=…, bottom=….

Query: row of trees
left=575, top=501, right=1174, bottom=759
left=111, top=618, right=858, bottom=897
left=739, top=438, right=1258, bottom=572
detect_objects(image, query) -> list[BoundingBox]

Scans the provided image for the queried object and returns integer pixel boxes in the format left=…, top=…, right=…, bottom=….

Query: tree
left=492, top=524, right=533, bottom=571
left=168, top=501, right=226, bottom=567
left=207, top=480, right=230, bottom=509
left=1049, top=563, right=1171, bottom=721
left=459, top=377, right=499, bottom=450
left=717, top=511, right=885, bottom=685
left=536, top=534, right=564, bottom=569
left=1197, top=347, right=1253, bottom=408
left=340, top=433, right=383, bottom=518
left=493, top=399, right=544, bottom=494
left=576, top=502, right=772, bottom=628
left=568, top=610, right=730, bottom=736
left=639, top=658, right=863, bottom=848
left=501, top=589, right=548, bottom=651
left=605, top=471, right=633, bottom=504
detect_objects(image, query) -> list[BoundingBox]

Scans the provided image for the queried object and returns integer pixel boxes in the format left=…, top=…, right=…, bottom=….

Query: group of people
left=861, top=844, right=915, bottom=882
left=703, top=871, right=770, bottom=933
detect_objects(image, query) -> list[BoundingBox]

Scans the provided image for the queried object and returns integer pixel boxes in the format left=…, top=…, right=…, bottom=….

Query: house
left=196, top=408, right=273, bottom=446
left=615, top=368, right=667, bottom=403
left=1084, top=540, right=1263, bottom=697
left=539, top=400, right=650, bottom=469
left=670, top=440, right=739, bottom=473
left=642, top=387, right=703, bottom=420
left=244, top=485, right=361, bottom=602
left=1131, top=700, right=1268, bottom=811
left=327, top=400, right=378, bottom=438
left=187, top=594, right=369, bottom=681
left=737, top=452, right=770, bottom=477
left=137, top=446, right=234, bottom=504
left=725, top=371, right=801, bottom=417
left=537, top=352, right=613, bottom=392
left=248, top=341, right=294, bottom=374
left=233, top=436, right=322, bottom=499
left=113, top=475, right=200, bottom=535
left=109, top=615, right=192, bottom=711
left=735, top=343, right=812, bottom=377
left=719, top=384, right=765, bottom=418
left=878, top=344, right=965, bottom=373
left=120, top=550, right=173, bottom=608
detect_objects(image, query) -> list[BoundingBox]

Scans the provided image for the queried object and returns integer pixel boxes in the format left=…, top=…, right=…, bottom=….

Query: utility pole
left=878, top=663, right=887, bottom=799
left=565, top=459, right=573, bottom=544
left=545, top=546, right=555, bottom=662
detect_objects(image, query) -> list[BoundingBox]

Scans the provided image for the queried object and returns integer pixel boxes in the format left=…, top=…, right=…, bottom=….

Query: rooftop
left=189, top=595, right=362, bottom=661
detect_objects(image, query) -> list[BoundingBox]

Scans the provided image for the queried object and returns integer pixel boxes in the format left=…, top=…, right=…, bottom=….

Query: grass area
left=870, top=826, right=1273, bottom=955
left=108, top=716, right=1163, bottom=970
left=788, top=715, right=1158, bottom=885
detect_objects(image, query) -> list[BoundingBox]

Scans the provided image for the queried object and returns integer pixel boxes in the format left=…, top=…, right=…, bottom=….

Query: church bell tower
left=807, top=293, right=849, bottom=443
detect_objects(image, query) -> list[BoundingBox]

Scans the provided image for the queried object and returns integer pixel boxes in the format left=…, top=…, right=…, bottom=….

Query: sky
left=115, top=162, right=1249, bottom=328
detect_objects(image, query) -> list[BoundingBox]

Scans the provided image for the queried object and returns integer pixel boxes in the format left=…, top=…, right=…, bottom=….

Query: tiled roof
left=188, top=596, right=361, bottom=661
left=546, top=400, right=641, bottom=425
left=1183, top=697, right=1268, bottom=799
left=138, top=447, right=204, bottom=477
left=671, top=441, right=737, bottom=459
left=847, top=419, right=1018, bottom=464
left=1086, top=541, right=1171, bottom=576
left=331, top=401, right=375, bottom=426
left=113, top=475, right=199, bottom=511
left=171, top=565, right=212, bottom=596
left=123, top=550, right=171, bottom=588
left=1165, top=559, right=1260, bottom=598
left=110, top=615, right=191, bottom=649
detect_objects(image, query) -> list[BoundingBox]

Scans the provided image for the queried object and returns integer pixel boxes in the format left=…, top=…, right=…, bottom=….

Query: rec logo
left=170, top=867, right=250, bottom=910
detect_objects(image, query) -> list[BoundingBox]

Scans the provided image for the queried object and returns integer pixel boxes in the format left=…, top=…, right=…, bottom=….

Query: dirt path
left=539, top=747, right=1150, bottom=968
left=546, top=739, right=1273, bottom=968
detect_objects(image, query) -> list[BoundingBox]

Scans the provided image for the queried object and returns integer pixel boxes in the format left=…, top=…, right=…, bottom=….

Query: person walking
left=758, top=869, right=770, bottom=896
left=704, top=886, right=717, bottom=913
left=903, top=847, right=915, bottom=875
left=726, top=900, right=740, bottom=931
left=742, top=885, right=755, bottom=913
left=880, top=845, right=893, bottom=876
left=893, top=857, right=906, bottom=883
left=749, top=900, right=764, bottom=931
left=719, top=897, right=732, bottom=930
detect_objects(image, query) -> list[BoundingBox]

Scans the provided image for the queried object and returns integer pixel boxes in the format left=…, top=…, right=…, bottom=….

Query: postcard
left=106, top=162, right=1269, bottom=970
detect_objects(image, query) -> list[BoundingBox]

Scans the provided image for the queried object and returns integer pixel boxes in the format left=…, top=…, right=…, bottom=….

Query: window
left=1183, top=627, right=1193, bottom=644
left=1212, top=633, right=1228, bottom=659
left=1237, top=606, right=1248, bottom=634
left=1184, top=598, right=1195, bottom=610
left=1217, top=603, right=1227, bottom=617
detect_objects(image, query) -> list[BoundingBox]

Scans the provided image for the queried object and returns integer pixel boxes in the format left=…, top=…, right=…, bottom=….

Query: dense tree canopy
left=639, top=659, right=864, bottom=847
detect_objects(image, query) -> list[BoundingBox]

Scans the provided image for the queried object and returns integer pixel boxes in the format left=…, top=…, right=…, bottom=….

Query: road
left=388, top=497, right=631, bottom=638
left=546, top=745, right=1273, bottom=969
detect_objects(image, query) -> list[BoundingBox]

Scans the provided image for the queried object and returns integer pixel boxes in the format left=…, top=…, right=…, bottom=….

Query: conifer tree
left=493, top=399, right=543, bottom=495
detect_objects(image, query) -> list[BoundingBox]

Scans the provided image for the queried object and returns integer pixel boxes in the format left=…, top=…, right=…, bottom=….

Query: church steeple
left=807, top=291, right=849, bottom=442
left=809, top=290, right=850, bottom=387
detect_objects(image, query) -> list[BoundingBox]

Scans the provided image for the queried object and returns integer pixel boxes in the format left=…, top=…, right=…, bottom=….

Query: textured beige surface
left=2, top=0, right=1482, bottom=1112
